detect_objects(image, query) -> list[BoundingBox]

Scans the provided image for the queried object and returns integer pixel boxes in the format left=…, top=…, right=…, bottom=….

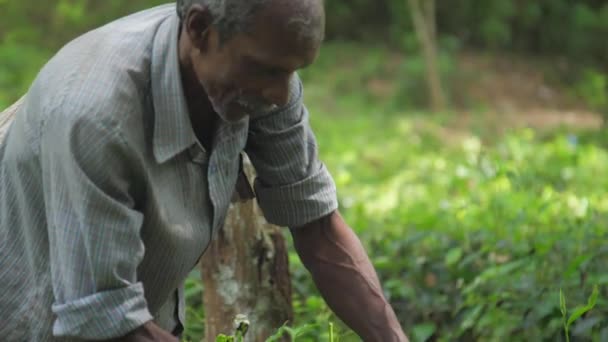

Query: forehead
left=227, top=1, right=322, bottom=68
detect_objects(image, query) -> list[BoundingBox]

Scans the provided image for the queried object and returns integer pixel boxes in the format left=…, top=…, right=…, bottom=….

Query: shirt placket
left=207, top=120, right=248, bottom=239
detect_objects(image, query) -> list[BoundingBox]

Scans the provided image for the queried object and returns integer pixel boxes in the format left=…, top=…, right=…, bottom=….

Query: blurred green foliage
left=326, top=0, right=608, bottom=114
left=575, top=69, right=608, bottom=123
left=1, top=0, right=606, bottom=110
left=327, top=0, right=608, bottom=65
left=293, top=50, right=608, bottom=341
left=3, top=0, right=606, bottom=113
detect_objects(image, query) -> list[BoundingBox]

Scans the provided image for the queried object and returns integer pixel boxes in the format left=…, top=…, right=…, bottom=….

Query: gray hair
left=176, top=0, right=325, bottom=45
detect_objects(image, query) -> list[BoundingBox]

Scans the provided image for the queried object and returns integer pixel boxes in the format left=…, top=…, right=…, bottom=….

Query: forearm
left=291, top=211, right=408, bottom=342
left=103, top=322, right=178, bottom=342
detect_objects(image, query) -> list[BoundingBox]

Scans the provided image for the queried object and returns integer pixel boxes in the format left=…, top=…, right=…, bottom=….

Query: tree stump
left=200, top=159, right=293, bottom=342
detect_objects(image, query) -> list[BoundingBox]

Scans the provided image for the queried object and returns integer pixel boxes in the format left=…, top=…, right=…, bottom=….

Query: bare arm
left=290, top=211, right=409, bottom=342
left=102, top=322, right=178, bottom=342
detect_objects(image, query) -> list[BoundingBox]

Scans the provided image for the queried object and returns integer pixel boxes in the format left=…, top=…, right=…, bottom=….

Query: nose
left=262, top=74, right=292, bottom=107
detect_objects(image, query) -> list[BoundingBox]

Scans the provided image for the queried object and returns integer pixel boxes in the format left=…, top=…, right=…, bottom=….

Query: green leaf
left=566, top=285, right=599, bottom=327
left=461, top=305, right=484, bottom=331
left=215, top=334, right=233, bottom=342
left=445, top=247, right=463, bottom=266
left=412, top=323, right=436, bottom=342
left=560, top=289, right=567, bottom=317
left=564, top=254, right=592, bottom=278
left=266, top=323, right=317, bottom=342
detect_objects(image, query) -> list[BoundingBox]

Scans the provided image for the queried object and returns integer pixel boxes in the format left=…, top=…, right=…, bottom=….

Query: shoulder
left=31, top=5, right=176, bottom=138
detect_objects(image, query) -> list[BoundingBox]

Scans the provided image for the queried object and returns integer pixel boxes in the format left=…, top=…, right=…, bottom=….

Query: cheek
left=194, top=54, right=227, bottom=83
left=193, top=62, right=226, bottom=99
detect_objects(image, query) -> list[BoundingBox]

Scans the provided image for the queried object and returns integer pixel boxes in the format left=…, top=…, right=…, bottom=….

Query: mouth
left=235, top=97, right=278, bottom=113
left=209, top=87, right=278, bottom=122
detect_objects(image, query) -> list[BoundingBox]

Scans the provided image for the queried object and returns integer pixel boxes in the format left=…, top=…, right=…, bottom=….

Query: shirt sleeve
left=39, top=110, right=153, bottom=339
left=245, top=74, right=338, bottom=227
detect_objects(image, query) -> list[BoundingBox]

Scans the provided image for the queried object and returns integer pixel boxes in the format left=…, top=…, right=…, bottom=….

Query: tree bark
left=407, top=0, right=447, bottom=112
left=422, top=0, right=436, bottom=45
left=200, top=159, right=293, bottom=342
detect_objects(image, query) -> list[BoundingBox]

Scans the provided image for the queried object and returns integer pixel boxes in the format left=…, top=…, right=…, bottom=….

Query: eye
left=242, top=56, right=288, bottom=78
left=263, top=67, right=285, bottom=77
left=252, top=64, right=285, bottom=78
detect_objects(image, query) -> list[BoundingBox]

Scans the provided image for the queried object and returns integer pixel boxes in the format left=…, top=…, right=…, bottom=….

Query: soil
left=453, top=51, right=602, bottom=132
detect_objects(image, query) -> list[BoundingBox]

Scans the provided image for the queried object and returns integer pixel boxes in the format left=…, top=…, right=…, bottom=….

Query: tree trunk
left=422, top=0, right=436, bottom=45
left=200, top=159, right=293, bottom=342
left=407, top=0, right=447, bottom=112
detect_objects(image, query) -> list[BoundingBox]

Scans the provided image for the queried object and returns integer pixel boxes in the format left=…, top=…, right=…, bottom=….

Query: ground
left=455, top=51, right=601, bottom=132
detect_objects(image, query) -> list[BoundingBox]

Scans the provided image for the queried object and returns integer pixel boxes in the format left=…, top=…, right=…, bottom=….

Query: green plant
left=575, top=69, right=608, bottom=124
left=560, top=286, right=600, bottom=342
left=214, top=315, right=249, bottom=342
left=265, top=323, right=317, bottom=342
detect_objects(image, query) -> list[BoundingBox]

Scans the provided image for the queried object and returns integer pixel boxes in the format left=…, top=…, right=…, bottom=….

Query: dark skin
left=106, top=1, right=408, bottom=341
left=179, top=1, right=317, bottom=148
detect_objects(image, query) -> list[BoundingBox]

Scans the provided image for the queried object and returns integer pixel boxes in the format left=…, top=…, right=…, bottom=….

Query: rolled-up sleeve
left=40, top=111, right=152, bottom=339
left=245, top=74, right=338, bottom=227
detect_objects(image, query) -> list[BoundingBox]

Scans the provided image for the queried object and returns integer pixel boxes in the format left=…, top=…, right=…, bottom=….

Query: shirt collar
left=150, top=13, right=197, bottom=164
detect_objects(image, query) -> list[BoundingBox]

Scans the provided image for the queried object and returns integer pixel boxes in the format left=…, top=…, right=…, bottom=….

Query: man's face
left=189, top=5, right=321, bottom=123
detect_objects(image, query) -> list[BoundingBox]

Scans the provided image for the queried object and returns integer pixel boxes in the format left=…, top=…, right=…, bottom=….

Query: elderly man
left=0, top=1, right=408, bottom=341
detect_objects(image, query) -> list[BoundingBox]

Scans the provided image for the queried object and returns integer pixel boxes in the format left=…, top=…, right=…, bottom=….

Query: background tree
left=406, top=0, right=446, bottom=112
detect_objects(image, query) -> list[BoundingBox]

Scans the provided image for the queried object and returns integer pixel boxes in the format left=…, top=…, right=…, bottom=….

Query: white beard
left=205, top=86, right=278, bottom=123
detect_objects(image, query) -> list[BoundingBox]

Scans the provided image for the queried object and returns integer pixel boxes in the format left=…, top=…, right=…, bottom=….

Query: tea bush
left=184, top=112, right=608, bottom=342
left=295, top=115, right=608, bottom=341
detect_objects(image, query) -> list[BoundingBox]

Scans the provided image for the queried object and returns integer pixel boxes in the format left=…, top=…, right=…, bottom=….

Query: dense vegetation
left=327, top=1, right=608, bottom=60
left=2, top=1, right=607, bottom=341
left=300, top=48, right=608, bottom=341
left=2, top=0, right=607, bottom=111
left=180, top=45, right=608, bottom=341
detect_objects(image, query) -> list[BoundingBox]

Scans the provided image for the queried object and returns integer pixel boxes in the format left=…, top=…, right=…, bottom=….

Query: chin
left=218, top=113, right=248, bottom=124
left=216, top=104, right=249, bottom=124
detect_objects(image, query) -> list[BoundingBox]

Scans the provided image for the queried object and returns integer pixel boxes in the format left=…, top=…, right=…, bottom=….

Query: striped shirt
left=0, top=4, right=337, bottom=341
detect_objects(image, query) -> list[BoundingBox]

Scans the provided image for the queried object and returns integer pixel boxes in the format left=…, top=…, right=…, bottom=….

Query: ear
left=184, top=4, right=214, bottom=52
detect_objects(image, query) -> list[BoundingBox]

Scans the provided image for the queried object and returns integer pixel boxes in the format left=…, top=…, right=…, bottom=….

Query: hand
left=105, top=322, right=179, bottom=342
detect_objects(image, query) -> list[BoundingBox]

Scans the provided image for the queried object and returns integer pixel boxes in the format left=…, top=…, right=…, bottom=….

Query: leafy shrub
left=184, top=113, right=608, bottom=341
left=575, top=69, right=608, bottom=125
left=291, top=54, right=608, bottom=339
left=324, top=0, right=608, bottom=67
left=299, top=112, right=608, bottom=341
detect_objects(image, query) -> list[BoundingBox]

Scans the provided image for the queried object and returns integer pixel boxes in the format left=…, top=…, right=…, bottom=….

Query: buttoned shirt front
left=0, top=4, right=337, bottom=341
